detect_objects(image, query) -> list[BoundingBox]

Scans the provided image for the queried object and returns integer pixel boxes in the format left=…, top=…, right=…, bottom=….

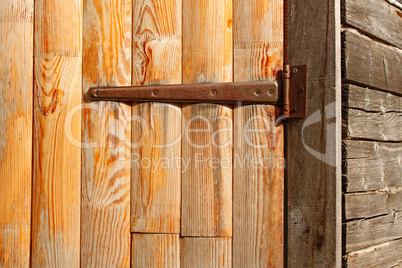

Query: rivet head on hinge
left=92, top=89, right=99, bottom=98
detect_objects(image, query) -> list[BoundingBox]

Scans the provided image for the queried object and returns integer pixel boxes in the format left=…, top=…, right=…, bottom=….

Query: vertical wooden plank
left=81, top=0, right=131, bottom=266
left=181, top=238, right=232, bottom=268
left=0, top=1, right=33, bottom=266
left=287, top=0, right=342, bottom=266
left=131, top=0, right=182, bottom=234
left=131, top=234, right=180, bottom=267
left=31, top=1, right=82, bottom=266
left=233, top=0, right=284, bottom=267
left=181, top=0, right=233, bottom=237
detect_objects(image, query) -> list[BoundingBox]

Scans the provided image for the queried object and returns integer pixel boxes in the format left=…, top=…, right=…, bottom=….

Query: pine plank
left=131, top=0, right=182, bottom=234
left=343, top=0, right=402, bottom=49
left=342, top=29, right=402, bottom=95
left=345, top=211, right=402, bottom=253
left=181, top=0, right=233, bottom=237
left=181, top=238, right=232, bottom=268
left=131, top=234, right=180, bottom=267
left=0, top=1, right=33, bottom=266
left=342, top=140, right=402, bottom=192
left=287, top=0, right=342, bottom=266
left=344, top=239, right=402, bottom=267
left=81, top=0, right=131, bottom=266
left=345, top=189, right=402, bottom=220
left=31, top=1, right=82, bottom=266
left=233, top=0, right=284, bottom=266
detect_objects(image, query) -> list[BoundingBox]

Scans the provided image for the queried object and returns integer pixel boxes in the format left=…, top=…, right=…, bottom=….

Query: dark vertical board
left=287, top=0, right=342, bottom=266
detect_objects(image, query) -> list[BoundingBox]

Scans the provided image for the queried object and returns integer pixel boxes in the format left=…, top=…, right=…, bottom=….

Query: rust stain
left=396, top=10, right=402, bottom=18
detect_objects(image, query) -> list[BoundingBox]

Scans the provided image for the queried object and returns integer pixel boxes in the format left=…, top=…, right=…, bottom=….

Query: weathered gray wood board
left=287, top=0, right=342, bottom=266
left=343, top=84, right=402, bottom=141
left=345, top=211, right=402, bottom=252
left=343, top=140, right=402, bottom=192
left=344, top=239, right=402, bottom=267
left=343, top=84, right=402, bottom=112
left=342, top=29, right=402, bottom=95
left=342, top=0, right=402, bottom=48
left=345, top=189, right=402, bottom=220
left=343, top=109, right=402, bottom=141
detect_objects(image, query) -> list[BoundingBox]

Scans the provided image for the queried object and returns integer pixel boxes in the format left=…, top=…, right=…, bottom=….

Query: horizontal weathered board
left=344, top=189, right=402, bottom=220
left=344, top=238, right=402, bottom=267
left=343, top=0, right=402, bottom=48
left=343, top=84, right=402, bottom=112
left=345, top=211, right=402, bottom=252
left=342, top=29, right=402, bottom=95
left=342, top=85, right=402, bottom=141
left=343, top=108, right=402, bottom=141
left=343, top=140, right=402, bottom=192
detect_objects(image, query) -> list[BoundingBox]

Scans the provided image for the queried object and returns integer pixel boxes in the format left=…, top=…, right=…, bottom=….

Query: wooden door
left=81, top=0, right=284, bottom=267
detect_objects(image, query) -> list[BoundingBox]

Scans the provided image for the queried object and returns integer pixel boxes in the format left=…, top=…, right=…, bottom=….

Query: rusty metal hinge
left=88, top=64, right=306, bottom=118
left=282, top=65, right=307, bottom=118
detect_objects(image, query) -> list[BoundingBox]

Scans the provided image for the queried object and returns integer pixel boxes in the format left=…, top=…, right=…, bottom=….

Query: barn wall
left=341, top=0, right=402, bottom=266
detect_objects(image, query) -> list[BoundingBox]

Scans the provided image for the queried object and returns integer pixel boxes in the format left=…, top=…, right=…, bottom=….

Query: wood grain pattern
left=343, top=0, right=402, bottom=49
left=345, top=211, right=402, bottom=253
left=342, top=29, right=402, bottom=95
left=131, top=0, right=182, bottom=234
left=181, top=238, right=232, bottom=268
left=34, top=0, right=81, bottom=56
left=0, top=1, right=33, bottom=266
left=131, top=234, right=180, bottom=267
left=287, top=0, right=342, bottom=266
left=343, top=84, right=402, bottom=112
left=343, top=239, right=402, bottom=267
left=345, top=189, right=402, bottom=220
left=342, top=140, right=402, bottom=192
left=342, top=84, right=402, bottom=141
left=81, top=0, right=131, bottom=266
left=343, top=108, right=402, bottom=141
left=181, top=0, right=233, bottom=237
left=233, top=0, right=284, bottom=266
left=233, top=106, right=284, bottom=267
left=31, top=1, right=82, bottom=266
